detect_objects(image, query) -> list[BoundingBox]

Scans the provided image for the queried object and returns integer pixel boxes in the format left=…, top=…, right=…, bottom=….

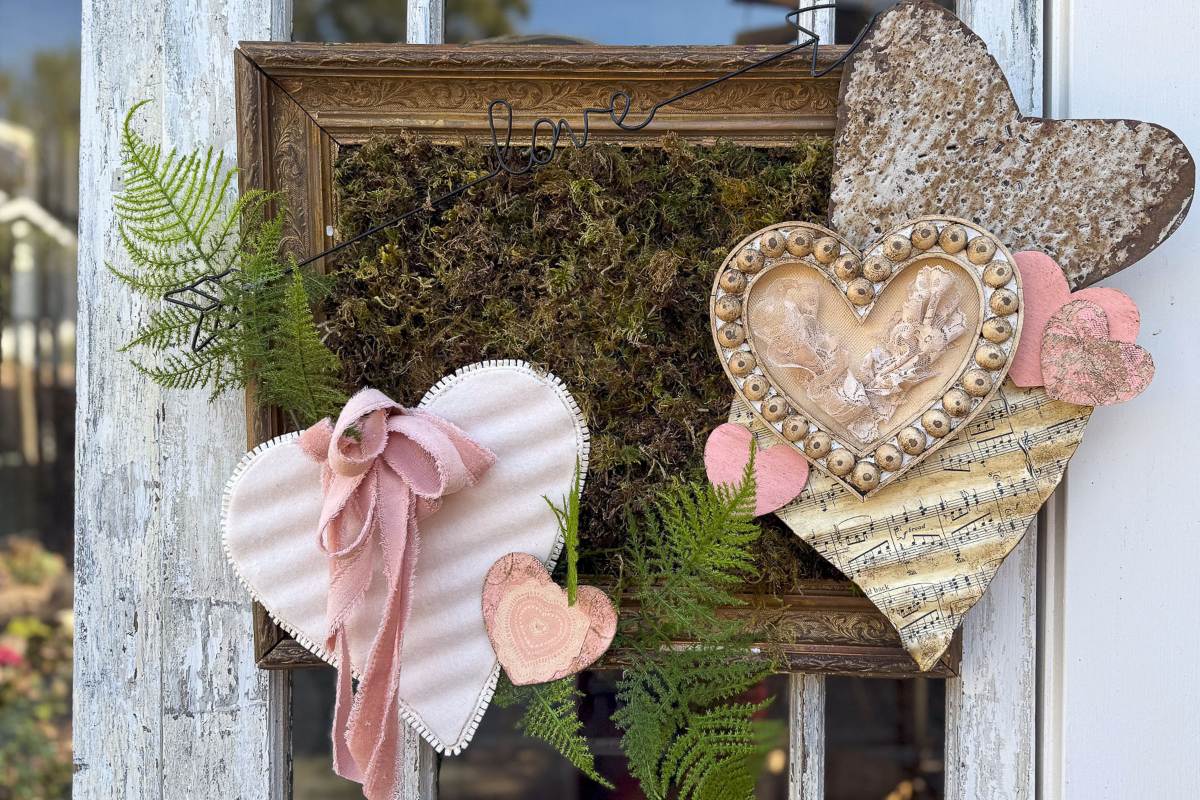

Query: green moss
left=327, top=133, right=842, bottom=585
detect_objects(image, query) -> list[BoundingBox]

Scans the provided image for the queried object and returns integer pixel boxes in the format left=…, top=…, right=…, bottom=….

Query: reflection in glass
left=294, top=1, right=960, bottom=47
left=1, top=4, right=79, bottom=798
left=826, top=677, right=946, bottom=800
left=293, top=669, right=791, bottom=799
left=440, top=671, right=790, bottom=799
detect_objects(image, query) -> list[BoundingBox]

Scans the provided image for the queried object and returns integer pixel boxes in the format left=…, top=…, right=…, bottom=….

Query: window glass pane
left=293, top=0, right=954, bottom=46
left=293, top=668, right=371, bottom=799
left=291, top=669, right=791, bottom=799
left=0, top=2, right=79, bottom=798
left=825, top=677, right=946, bottom=800
left=440, top=671, right=791, bottom=799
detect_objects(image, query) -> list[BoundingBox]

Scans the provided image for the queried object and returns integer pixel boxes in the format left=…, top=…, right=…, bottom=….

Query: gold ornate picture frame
left=234, top=40, right=959, bottom=677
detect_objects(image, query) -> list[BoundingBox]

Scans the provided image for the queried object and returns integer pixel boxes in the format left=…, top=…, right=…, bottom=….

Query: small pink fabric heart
left=1041, top=300, right=1155, bottom=406
left=704, top=423, right=809, bottom=516
left=482, top=553, right=616, bottom=686
left=1011, top=251, right=1141, bottom=386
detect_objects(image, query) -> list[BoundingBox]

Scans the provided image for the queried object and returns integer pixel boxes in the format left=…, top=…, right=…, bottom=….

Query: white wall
left=1047, top=1, right=1200, bottom=797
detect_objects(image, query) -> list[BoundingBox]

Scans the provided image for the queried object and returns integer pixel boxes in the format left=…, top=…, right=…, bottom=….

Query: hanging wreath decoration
left=110, top=2, right=1193, bottom=798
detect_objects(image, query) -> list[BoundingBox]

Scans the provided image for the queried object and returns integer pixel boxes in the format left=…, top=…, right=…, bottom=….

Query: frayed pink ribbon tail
left=298, top=388, right=495, bottom=800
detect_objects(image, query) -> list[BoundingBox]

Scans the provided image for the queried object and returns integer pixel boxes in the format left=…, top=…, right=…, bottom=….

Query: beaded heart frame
left=710, top=216, right=1024, bottom=500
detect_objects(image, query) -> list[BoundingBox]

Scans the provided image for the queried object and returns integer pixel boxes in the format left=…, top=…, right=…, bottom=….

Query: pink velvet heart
left=1041, top=300, right=1155, bottom=406
left=1011, top=251, right=1142, bottom=387
left=482, top=553, right=616, bottom=686
left=704, top=423, right=809, bottom=516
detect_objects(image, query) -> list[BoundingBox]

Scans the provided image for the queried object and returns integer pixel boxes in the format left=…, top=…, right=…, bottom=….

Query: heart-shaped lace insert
left=711, top=217, right=1022, bottom=499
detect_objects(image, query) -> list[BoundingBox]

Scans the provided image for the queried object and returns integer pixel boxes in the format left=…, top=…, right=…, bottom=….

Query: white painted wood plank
left=943, top=4, right=1042, bottom=800
left=787, top=7, right=831, bottom=798
left=73, top=1, right=290, bottom=799
left=794, top=2, right=835, bottom=47
left=407, top=0, right=445, bottom=45
left=788, top=674, right=825, bottom=800
left=944, top=526, right=1037, bottom=800
left=398, top=5, right=444, bottom=799
left=1045, top=1, right=1200, bottom=797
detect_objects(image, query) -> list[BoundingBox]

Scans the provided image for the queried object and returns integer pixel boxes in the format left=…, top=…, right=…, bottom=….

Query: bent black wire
left=170, top=2, right=882, bottom=351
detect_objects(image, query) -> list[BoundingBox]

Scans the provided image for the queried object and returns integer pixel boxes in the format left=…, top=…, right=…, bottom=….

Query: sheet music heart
left=770, top=382, right=1091, bottom=669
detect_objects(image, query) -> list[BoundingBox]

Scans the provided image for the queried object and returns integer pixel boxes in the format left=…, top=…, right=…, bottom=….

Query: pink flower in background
left=0, top=645, right=23, bottom=667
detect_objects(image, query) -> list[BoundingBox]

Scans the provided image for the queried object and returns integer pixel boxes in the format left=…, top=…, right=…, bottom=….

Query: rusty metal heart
left=711, top=217, right=1022, bottom=500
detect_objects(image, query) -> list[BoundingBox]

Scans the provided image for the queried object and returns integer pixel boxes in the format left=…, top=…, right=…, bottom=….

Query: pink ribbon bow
left=299, top=388, right=495, bottom=800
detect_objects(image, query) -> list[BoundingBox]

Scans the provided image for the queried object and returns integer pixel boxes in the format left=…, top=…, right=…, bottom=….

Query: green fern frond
left=546, top=459, right=584, bottom=605
left=613, top=458, right=780, bottom=800
left=251, top=269, right=347, bottom=426
left=493, top=676, right=613, bottom=789
left=109, top=101, right=347, bottom=425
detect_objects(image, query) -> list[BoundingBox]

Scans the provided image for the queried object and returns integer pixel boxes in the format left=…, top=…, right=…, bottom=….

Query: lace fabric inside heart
left=747, top=259, right=981, bottom=451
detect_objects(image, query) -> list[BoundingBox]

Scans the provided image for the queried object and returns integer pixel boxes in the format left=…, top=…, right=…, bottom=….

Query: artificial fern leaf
left=614, top=460, right=782, bottom=800
left=111, top=101, right=245, bottom=295
left=252, top=269, right=346, bottom=426
left=493, top=676, right=613, bottom=789
left=110, top=101, right=347, bottom=424
left=546, top=459, right=584, bottom=605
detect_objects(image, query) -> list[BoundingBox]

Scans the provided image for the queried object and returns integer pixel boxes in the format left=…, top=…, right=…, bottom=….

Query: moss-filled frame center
left=325, top=132, right=843, bottom=585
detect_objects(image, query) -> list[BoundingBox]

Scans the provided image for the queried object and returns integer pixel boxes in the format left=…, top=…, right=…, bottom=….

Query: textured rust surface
left=829, top=0, right=1195, bottom=289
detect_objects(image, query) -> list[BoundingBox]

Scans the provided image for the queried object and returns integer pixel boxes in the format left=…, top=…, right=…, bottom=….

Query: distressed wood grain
left=74, top=1, right=290, bottom=799
left=788, top=674, right=825, bottom=800
left=945, top=4, right=1041, bottom=799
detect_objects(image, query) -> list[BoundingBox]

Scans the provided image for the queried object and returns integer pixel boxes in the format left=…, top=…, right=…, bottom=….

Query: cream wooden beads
left=782, top=415, right=809, bottom=442
left=884, top=234, right=912, bottom=262
left=760, top=231, right=786, bottom=258
left=847, top=278, right=875, bottom=306
left=805, top=432, right=832, bottom=459
left=862, top=256, right=892, bottom=283
left=967, top=236, right=997, bottom=265
left=975, top=342, right=1006, bottom=370
left=813, top=237, right=840, bottom=264
left=714, top=295, right=741, bottom=321
left=834, top=254, right=861, bottom=281
left=786, top=229, right=814, bottom=257
left=922, top=409, right=952, bottom=438
left=736, top=247, right=765, bottom=273
left=898, top=426, right=926, bottom=455
left=826, top=449, right=856, bottom=476
left=983, top=260, right=1013, bottom=287
left=910, top=221, right=938, bottom=250
left=942, top=388, right=972, bottom=417
left=761, top=396, right=790, bottom=423
left=850, top=462, right=881, bottom=492
left=719, top=269, right=746, bottom=294
left=717, top=323, right=744, bottom=348
left=728, top=351, right=756, bottom=376
left=742, top=374, right=769, bottom=401
left=874, top=443, right=903, bottom=471
left=939, top=224, right=967, bottom=253
left=982, top=317, right=1012, bottom=343
left=962, top=368, right=992, bottom=397
left=990, top=288, right=1019, bottom=315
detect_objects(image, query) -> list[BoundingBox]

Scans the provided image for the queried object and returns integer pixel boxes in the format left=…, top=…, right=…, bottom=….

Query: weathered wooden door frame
left=73, top=1, right=1043, bottom=799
